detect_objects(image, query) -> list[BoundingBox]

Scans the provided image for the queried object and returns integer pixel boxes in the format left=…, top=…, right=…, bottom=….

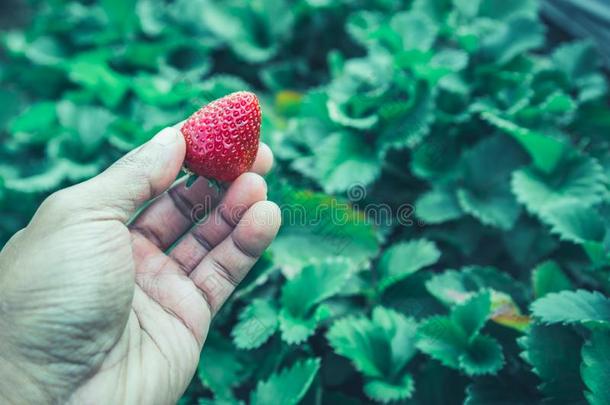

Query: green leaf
left=279, top=259, right=352, bottom=344
left=531, top=290, right=610, bottom=326
left=56, top=100, right=115, bottom=155
left=426, top=270, right=473, bottom=305
left=502, top=218, right=559, bottom=267
left=132, top=74, right=197, bottom=107
left=268, top=185, right=379, bottom=277
left=324, top=53, right=393, bottom=131
left=326, top=99, right=378, bottom=130
left=278, top=304, right=331, bottom=345
left=576, top=73, right=608, bottom=103
left=451, top=291, right=492, bottom=338
left=67, top=61, right=129, bottom=108
left=420, top=49, right=469, bottom=83
left=519, top=324, right=586, bottom=403
left=198, top=333, right=245, bottom=399
left=411, top=0, right=452, bottom=22
left=481, top=111, right=567, bottom=174
left=540, top=203, right=606, bottom=245
left=9, top=101, right=57, bottom=142
left=327, top=307, right=418, bottom=380
left=377, top=82, right=435, bottom=153
left=415, top=187, right=463, bottom=224
left=281, top=259, right=352, bottom=318
left=101, top=0, right=137, bottom=35
left=462, top=134, right=528, bottom=188
left=250, top=358, right=320, bottom=405
left=417, top=292, right=504, bottom=376
left=540, top=90, right=577, bottom=115
left=453, top=0, right=481, bottom=18
left=532, top=260, right=573, bottom=298
left=456, top=186, right=521, bottom=230
left=136, top=0, right=166, bottom=36
left=426, top=266, right=526, bottom=307
left=21, top=36, right=66, bottom=66
left=465, top=377, right=540, bottom=405
left=198, top=0, right=293, bottom=64
left=459, top=334, right=504, bottom=376
left=416, top=316, right=466, bottom=369
left=457, top=135, right=527, bottom=229
left=480, top=17, right=545, bottom=64
left=0, top=89, right=23, bottom=130
left=377, top=239, right=440, bottom=292
left=390, top=11, right=438, bottom=51
left=552, top=41, right=600, bottom=85
left=346, top=11, right=384, bottom=46
left=292, top=132, right=381, bottom=194
left=410, top=134, right=460, bottom=181
left=363, top=374, right=414, bottom=403
left=4, top=159, right=101, bottom=194
left=231, top=299, right=278, bottom=350
left=582, top=329, right=610, bottom=405
left=511, top=155, right=606, bottom=217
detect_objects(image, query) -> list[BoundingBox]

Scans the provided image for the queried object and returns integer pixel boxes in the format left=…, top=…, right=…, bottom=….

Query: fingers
left=129, top=177, right=219, bottom=250
left=129, top=143, right=272, bottom=251
left=76, top=127, right=186, bottom=222
left=189, top=201, right=281, bottom=315
left=169, top=173, right=267, bottom=270
left=252, top=143, right=273, bottom=175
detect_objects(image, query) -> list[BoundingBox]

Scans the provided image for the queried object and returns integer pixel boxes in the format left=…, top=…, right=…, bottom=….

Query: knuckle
left=111, top=151, right=161, bottom=198
left=41, top=189, right=75, bottom=214
left=116, top=147, right=158, bottom=174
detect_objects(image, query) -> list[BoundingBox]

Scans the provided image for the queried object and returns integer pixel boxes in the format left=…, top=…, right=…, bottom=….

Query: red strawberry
left=181, top=91, right=261, bottom=182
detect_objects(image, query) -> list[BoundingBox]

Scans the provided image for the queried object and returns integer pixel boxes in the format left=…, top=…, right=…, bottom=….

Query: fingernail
left=152, top=127, right=180, bottom=146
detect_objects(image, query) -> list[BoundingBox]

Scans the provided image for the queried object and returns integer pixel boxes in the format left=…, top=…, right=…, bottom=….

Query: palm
left=68, top=223, right=206, bottom=404
left=70, top=170, right=273, bottom=404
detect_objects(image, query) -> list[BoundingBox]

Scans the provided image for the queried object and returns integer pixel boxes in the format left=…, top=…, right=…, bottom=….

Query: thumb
left=78, top=126, right=186, bottom=222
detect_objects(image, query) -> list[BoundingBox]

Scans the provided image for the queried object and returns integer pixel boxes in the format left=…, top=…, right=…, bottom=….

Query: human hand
left=0, top=126, right=280, bottom=404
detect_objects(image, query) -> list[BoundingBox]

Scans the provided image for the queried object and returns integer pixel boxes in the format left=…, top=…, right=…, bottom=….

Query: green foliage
left=279, top=258, right=352, bottom=343
left=250, top=358, right=320, bottom=405
left=231, top=299, right=278, bottom=350
left=3, top=0, right=610, bottom=403
left=377, top=239, right=440, bottom=292
left=417, top=291, right=505, bottom=376
left=197, top=333, right=246, bottom=400
left=327, top=307, right=418, bottom=402
left=582, top=329, right=610, bottom=405
left=268, top=185, right=380, bottom=277
left=531, top=290, right=610, bottom=326
left=531, top=260, right=573, bottom=298
left=519, top=324, right=586, bottom=403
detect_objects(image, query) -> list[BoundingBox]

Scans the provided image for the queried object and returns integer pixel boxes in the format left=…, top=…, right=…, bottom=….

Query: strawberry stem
left=207, top=178, right=221, bottom=194
left=185, top=174, right=199, bottom=188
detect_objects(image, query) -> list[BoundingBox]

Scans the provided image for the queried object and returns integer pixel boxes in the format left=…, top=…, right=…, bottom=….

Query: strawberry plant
left=2, top=0, right=610, bottom=403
